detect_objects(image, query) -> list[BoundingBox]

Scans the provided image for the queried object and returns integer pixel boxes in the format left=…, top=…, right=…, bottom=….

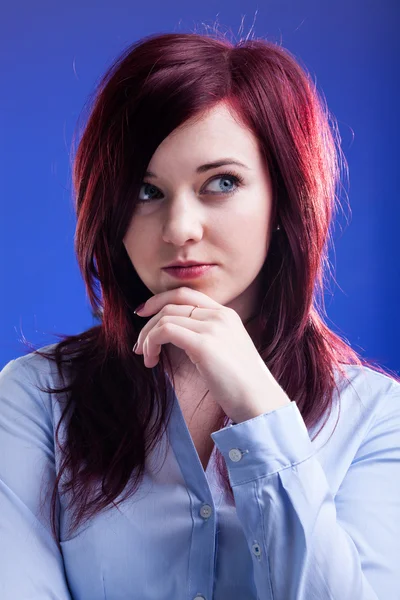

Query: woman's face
left=123, top=102, right=275, bottom=323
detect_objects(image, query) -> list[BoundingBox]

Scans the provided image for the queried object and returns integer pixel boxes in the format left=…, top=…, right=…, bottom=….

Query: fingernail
left=132, top=342, right=138, bottom=352
left=134, top=302, right=146, bottom=314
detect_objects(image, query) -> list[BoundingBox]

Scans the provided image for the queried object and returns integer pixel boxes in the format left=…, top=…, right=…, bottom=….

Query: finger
left=135, top=286, right=221, bottom=317
left=136, top=305, right=214, bottom=354
left=142, top=321, right=206, bottom=368
left=141, top=314, right=206, bottom=358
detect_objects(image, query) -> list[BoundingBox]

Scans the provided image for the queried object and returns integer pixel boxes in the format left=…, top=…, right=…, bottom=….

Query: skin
left=123, top=101, right=276, bottom=374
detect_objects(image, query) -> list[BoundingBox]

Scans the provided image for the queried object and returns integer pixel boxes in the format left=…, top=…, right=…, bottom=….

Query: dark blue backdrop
left=1, top=1, right=399, bottom=372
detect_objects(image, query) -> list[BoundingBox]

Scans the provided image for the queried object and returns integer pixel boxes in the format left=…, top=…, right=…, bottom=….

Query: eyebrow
left=145, top=158, right=250, bottom=179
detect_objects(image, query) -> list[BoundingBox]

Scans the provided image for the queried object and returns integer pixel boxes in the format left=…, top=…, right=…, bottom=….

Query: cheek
left=234, top=212, right=269, bottom=244
left=123, top=221, right=151, bottom=257
left=227, top=212, right=270, bottom=264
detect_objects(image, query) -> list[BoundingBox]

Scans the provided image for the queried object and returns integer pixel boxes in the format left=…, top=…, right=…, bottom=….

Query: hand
left=133, top=287, right=291, bottom=424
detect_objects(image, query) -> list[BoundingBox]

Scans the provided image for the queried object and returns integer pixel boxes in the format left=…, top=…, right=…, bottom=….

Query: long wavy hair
left=21, top=30, right=399, bottom=550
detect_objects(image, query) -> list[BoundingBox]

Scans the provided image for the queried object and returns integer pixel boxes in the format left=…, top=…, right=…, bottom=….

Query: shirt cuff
left=210, top=401, right=314, bottom=485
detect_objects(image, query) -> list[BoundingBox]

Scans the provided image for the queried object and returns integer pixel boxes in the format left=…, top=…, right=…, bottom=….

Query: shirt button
left=199, top=504, right=212, bottom=519
left=252, top=542, right=262, bottom=557
left=228, top=448, right=243, bottom=462
left=193, top=595, right=206, bottom=600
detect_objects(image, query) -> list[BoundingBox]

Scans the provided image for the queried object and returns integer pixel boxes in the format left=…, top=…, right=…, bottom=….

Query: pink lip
left=162, top=264, right=214, bottom=279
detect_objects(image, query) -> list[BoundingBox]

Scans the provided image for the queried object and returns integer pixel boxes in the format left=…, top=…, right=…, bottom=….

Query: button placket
left=199, top=504, right=212, bottom=519
left=252, top=541, right=262, bottom=561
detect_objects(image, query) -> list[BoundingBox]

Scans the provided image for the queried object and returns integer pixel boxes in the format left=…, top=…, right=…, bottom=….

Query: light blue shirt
left=1, top=344, right=399, bottom=599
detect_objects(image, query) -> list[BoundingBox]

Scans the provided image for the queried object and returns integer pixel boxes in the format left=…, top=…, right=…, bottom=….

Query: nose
left=161, top=196, right=205, bottom=246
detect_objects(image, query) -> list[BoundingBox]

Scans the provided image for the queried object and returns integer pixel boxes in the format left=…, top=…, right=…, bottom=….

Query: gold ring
left=189, top=305, right=199, bottom=318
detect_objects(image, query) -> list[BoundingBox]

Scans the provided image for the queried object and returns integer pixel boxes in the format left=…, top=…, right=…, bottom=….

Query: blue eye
left=138, top=183, right=162, bottom=202
left=137, top=171, right=244, bottom=204
left=205, top=173, right=242, bottom=195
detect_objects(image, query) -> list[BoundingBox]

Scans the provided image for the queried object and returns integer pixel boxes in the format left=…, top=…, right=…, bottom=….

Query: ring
left=189, top=305, right=199, bottom=318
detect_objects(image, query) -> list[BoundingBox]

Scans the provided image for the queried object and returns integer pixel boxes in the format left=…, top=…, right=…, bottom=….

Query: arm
left=211, top=388, right=400, bottom=600
left=0, top=358, right=73, bottom=599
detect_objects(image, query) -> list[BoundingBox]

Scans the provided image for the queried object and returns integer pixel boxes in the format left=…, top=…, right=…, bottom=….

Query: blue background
left=1, top=1, right=399, bottom=372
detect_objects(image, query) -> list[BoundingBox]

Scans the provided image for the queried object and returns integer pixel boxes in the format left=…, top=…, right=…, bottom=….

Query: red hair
left=22, top=30, right=399, bottom=549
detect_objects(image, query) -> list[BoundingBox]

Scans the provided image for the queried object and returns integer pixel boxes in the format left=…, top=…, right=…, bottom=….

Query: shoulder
left=338, top=363, right=400, bottom=401
left=1, top=342, right=62, bottom=384
left=334, top=363, right=400, bottom=432
left=0, top=343, right=64, bottom=424
left=310, top=363, right=400, bottom=477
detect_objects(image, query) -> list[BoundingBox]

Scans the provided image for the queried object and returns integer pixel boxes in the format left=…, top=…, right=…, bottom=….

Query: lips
left=162, top=264, right=214, bottom=279
left=164, top=262, right=212, bottom=268
left=168, top=264, right=209, bottom=268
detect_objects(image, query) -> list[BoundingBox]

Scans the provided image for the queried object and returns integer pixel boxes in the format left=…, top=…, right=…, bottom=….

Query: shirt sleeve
left=0, top=358, right=73, bottom=599
left=211, top=389, right=400, bottom=600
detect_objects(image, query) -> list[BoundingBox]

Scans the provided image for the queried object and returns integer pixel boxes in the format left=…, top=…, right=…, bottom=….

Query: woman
left=0, top=31, right=399, bottom=600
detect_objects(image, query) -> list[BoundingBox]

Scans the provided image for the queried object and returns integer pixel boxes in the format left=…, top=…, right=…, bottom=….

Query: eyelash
left=138, top=170, right=244, bottom=203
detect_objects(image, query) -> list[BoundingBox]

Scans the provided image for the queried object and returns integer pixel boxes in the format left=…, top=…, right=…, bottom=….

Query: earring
left=275, top=224, right=281, bottom=231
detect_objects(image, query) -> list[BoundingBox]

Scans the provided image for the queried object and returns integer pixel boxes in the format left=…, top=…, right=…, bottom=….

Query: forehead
left=172, top=102, right=255, bottom=143
left=150, top=102, right=261, bottom=167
